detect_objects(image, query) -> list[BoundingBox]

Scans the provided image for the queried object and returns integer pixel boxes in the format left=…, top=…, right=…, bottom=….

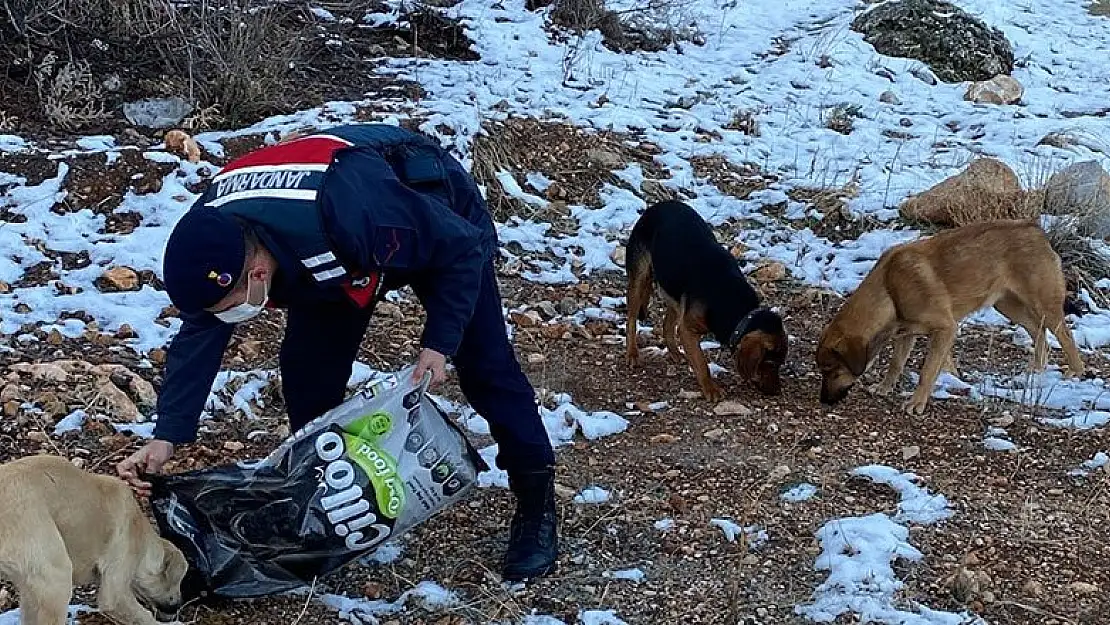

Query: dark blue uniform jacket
left=153, top=124, right=497, bottom=443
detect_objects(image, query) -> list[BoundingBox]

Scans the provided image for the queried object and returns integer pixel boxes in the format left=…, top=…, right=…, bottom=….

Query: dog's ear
left=736, top=331, right=770, bottom=380
left=839, top=335, right=870, bottom=377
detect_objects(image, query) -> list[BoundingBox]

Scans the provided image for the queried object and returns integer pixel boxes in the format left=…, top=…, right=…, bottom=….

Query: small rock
left=148, top=348, right=167, bottom=365
left=912, top=66, right=938, bottom=85
left=376, top=302, right=404, bottom=320
left=1, top=384, right=22, bottom=403
left=950, top=566, right=980, bottom=602
left=37, top=391, right=67, bottom=418
left=47, top=329, right=65, bottom=345
left=610, top=246, right=627, bottom=267
left=557, top=297, right=579, bottom=316
left=14, top=302, right=31, bottom=313
left=509, top=310, right=544, bottom=328
left=750, top=262, right=788, bottom=283
left=122, top=97, right=193, bottom=129
left=880, top=90, right=902, bottom=105
left=1021, top=580, right=1044, bottom=597
left=902, top=445, right=921, bottom=460
left=703, top=428, right=726, bottom=440
left=554, top=483, right=576, bottom=499
left=362, top=581, right=384, bottom=599
left=964, top=75, right=1024, bottom=105
left=26, top=430, right=49, bottom=443
left=97, top=266, right=140, bottom=292
left=2, top=400, right=20, bottom=417
left=115, top=324, right=137, bottom=339
left=586, top=149, right=624, bottom=169
left=769, top=464, right=791, bottom=481
left=650, top=433, right=678, bottom=444
left=713, top=401, right=753, bottom=417
left=1043, top=160, right=1110, bottom=238
left=94, top=378, right=140, bottom=421
left=0, top=281, right=10, bottom=294
left=70, top=457, right=86, bottom=470
left=678, top=390, right=701, bottom=400
left=223, top=441, right=246, bottom=452
left=527, top=353, right=546, bottom=364
left=989, top=414, right=1015, bottom=428
left=1069, top=581, right=1100, bottom=594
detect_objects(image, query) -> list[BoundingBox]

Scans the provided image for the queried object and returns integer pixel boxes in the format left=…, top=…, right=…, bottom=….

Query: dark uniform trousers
left=279, top=257, right=555, bottom=475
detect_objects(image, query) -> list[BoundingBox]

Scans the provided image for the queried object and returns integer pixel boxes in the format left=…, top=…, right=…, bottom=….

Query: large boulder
left=1043, top=161, right=1110, bottom=238
left=851, top=0, right=1014, bottom=83
left=899, top=157, right=1034, bottom=226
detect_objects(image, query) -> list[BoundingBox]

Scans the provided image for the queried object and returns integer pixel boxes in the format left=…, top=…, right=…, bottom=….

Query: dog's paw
left=902, top=397, right=928, bottom=416
left=701, top=382, right=725, bottom=403
left=666, top=348, right=684, bottom=364
left=626, top=349, right=640, bottom=367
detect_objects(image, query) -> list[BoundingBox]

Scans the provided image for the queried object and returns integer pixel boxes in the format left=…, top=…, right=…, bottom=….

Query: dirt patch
left=471, top=116, right=670, bottom=225
left=2, top=268, right=1108, bottom=624
left=689, top=154, right=775, bottom=200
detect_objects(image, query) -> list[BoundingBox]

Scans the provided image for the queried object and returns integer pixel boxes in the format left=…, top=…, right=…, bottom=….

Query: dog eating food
left=816, top=219, right=1086, bottom=415
left=625, top=200, right=789, bottom=401
left=149, top=366, right=486, bottom=601
left=0, top=454, right=188, bottom=625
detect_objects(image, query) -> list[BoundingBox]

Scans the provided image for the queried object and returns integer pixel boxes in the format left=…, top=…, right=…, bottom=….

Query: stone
left=122, top=97, right=193, bottom=129
left=1043, top=160, right=1110, bottom=238
left=964, top=75, right=1024, bottom=105
left=713, top=401, right=753, bottom=417
left=851, top=0, right=1014, bottom=83
left=586, top=148, right=624, bottom=169
left=898, top=157, right=1032, bottom=226
left=97, top=266, right=140, bottom=292
left=750, top=262, right=787, bottom=283
left=879, top=90, right=902, bottom=105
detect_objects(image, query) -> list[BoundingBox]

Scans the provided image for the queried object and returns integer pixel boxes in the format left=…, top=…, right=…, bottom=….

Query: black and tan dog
left=625, top=200, right=789, bottom=401
left=816, top=219, right=1086, bottom=415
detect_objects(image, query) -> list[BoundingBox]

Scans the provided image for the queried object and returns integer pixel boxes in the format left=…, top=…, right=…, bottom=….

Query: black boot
left=503, top=466, right=559, bottom=582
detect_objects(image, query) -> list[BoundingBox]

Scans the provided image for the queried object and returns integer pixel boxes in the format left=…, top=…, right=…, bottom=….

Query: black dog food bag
left=149, top=367, right=487, bottom=600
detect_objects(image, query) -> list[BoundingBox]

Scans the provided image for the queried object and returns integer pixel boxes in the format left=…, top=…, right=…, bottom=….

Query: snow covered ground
left=3, top=0, right=1110, bottom=622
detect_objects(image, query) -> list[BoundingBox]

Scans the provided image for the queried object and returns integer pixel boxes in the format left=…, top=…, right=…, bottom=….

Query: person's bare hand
left=412, top=348, right=447, bottom=388
left=117, top=439, right=175, bottom=498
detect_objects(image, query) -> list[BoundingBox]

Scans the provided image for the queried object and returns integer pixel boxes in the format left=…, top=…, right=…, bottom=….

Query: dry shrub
left=3, top=0, right=306, bottom=128
left=185, top=4, right=304, bottom=125
left=1045, top=219, right=1110, bottom=308
left=33, top=53, right=112, bottom=131
left=471, top=130, right=551, bottom=224
left=942, top=187, right=1043, bottom=227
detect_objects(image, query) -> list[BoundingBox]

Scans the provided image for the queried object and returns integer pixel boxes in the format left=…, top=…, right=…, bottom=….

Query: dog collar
left=727, top=309, right=762, bottom=350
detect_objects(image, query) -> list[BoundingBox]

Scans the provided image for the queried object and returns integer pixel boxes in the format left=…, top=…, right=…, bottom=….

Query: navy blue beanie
left=162, top=208, right=247, bottom=314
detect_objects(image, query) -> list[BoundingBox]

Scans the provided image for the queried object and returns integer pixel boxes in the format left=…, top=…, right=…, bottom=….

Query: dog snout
left=819, top=379, right=848, bottom=405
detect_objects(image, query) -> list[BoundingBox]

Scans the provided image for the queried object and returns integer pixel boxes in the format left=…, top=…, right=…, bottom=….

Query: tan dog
left=816, top=219, right=1085, bottom=415
left=0, top=454, right=188, bottom=625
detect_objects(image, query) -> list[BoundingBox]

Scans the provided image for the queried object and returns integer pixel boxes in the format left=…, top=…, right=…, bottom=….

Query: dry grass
left=943, top=188, right=1044, bottom=227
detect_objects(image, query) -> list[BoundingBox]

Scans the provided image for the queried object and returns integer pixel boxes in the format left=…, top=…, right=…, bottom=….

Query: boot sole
left=502, top=560, right=559, bottom=584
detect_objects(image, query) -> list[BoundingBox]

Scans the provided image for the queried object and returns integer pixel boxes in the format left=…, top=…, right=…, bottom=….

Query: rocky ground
left=2, top=1, right=1110, bottom=624
left=2, top=260, right=1109, bottom=625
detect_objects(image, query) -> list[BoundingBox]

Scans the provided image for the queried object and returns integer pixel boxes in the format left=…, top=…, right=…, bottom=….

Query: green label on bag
left=339, top=411, right=406, bottom=520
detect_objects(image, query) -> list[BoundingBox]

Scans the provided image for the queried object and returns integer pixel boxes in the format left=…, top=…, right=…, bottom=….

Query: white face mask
left=214, top=273, right=269, bottom=324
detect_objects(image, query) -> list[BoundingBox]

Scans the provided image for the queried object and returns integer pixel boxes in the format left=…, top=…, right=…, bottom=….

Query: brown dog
left=625, top=200, right=789, bottom=401
left=0, top=454, right=188, bottom=625
left=816, top=219, right=1085, bottom=415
